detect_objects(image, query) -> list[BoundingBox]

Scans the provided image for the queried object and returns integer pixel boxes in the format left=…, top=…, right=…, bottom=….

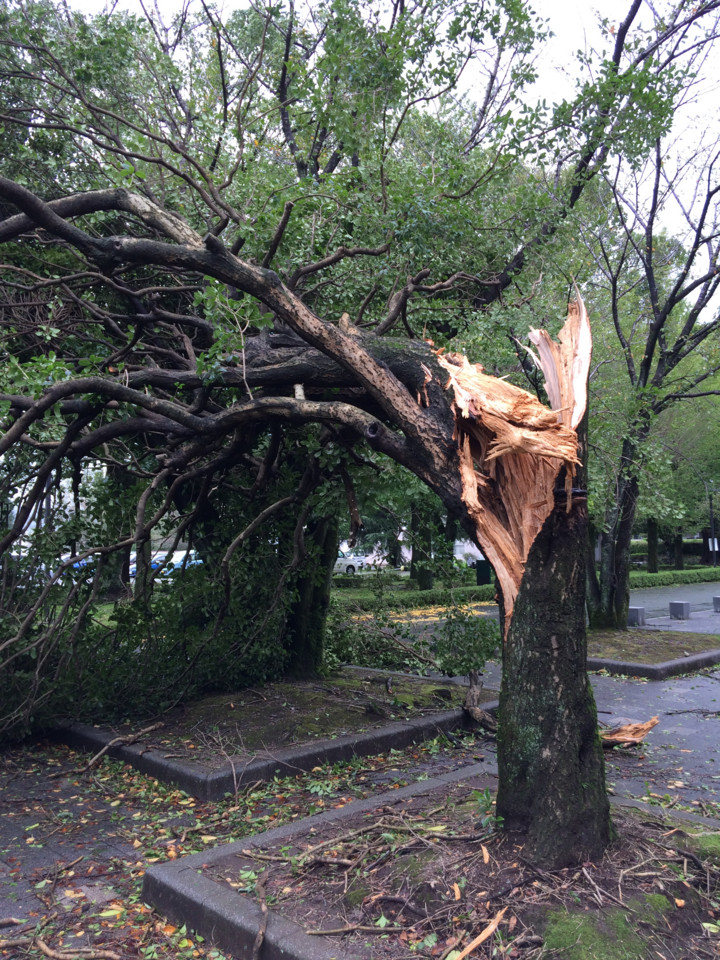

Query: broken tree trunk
left=441, top=298, right=612, bottom=867
left=438, top=300, right=589, bottom=634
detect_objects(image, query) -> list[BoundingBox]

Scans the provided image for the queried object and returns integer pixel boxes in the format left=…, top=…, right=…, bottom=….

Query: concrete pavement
left=632, top=579, right=720, bottom=633
left=630, top=578, right=720, bottom=618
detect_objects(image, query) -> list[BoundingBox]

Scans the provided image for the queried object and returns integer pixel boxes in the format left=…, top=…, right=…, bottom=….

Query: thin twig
left=251, top=872, right=268, bottom=960
left=306, top=923, right=405, bottom=936
left=52, top=723, right=163, bottom=778
left=36, top=940, right=122, bottom=960
left=582, top=867, right=634, bottom=911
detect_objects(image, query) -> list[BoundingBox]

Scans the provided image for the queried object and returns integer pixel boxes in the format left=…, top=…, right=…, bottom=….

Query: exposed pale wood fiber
left=439, top=298, right=592, bottom=632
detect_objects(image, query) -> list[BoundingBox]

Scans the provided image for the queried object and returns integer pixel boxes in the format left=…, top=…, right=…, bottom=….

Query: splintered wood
left=601, top=717, right=659, bottom=747
left=439, top=298, right=592, bottom=632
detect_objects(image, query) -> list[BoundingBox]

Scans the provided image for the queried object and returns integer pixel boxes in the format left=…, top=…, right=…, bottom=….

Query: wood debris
left=600, top=716, right=659, bottom=746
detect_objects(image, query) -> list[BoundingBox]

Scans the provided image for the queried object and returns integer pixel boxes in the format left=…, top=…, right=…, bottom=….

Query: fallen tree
left=0, top=175, right=607, bottom=865
left=9, top=0, right=707, bottom=864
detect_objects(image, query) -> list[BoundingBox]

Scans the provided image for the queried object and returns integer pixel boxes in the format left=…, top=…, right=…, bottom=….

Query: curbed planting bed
left=586, top=648, right=720, bottom=679
left=51, top=707, right=490, bottom=802
left=142, top=770, right=720, bottom=960
left=49, top=645, right=720, bottom=799
left=142, top=764, right=499, bottom=960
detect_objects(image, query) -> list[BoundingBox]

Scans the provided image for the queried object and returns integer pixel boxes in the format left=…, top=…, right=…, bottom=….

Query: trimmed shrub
left=334, top=582, right=496, bottom=613
left=629, top=566, right=720, bottom=588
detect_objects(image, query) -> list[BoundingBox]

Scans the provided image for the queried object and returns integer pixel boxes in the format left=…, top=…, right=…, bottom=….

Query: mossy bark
left=647, top=518, right=658, bottom=573
left=283, top=515, right=338, bottom=678
left=496, top=488, right=612, bottom=868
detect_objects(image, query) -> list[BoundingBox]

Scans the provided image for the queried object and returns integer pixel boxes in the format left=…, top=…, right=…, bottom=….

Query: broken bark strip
left=439, top=298, right=591, bottom=633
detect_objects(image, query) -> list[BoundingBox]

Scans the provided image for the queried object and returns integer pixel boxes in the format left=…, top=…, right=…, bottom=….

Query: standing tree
left=575, top=128, right=720, bottom=625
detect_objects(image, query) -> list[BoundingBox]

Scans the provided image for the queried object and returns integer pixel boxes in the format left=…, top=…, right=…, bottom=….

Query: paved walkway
left=630, top=579, right=720, bottom=618
left=632, top=580, right=720, bottom=632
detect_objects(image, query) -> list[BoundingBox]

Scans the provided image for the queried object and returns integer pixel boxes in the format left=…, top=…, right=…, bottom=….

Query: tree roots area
left=3, top=657, right=720, bottom=960
left=204, top=776, right=720, bottom=960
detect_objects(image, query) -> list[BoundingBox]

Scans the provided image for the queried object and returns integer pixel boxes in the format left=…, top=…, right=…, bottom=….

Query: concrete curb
left=51, top=705, right=497, bottom=802
left=142, top=762, right=498, bottom=960
left=49, top=645, right=720, bottom=797
left=142, top=770, right=720, bottom=960
left=587, top=648, right=720, bottom=679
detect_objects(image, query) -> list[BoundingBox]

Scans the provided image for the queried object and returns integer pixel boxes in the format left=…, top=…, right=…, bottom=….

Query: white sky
left=529, top=0, right=632, bottom=102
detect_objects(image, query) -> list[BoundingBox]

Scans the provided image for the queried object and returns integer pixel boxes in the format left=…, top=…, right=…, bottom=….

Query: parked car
left=129, top=549, right=202, bottom=579
left=333, top=550, right=365, bottom=575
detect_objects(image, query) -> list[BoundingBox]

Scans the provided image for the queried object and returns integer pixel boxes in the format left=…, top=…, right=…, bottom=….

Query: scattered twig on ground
left=51, top=723, right=163, bottom=778
left=40, top=855, right=84, bottom=906
left=439, top=931, right=468, bottom=960
left=251, top=872, right=268, bottom=960
left=582, top=866, right=633, bottom=910
left=36, top=941, right=122, bottom=960
left=454, top=907, right=507, bottom=960
left=306, top=923, right=406, bottom=936
left=0, top=919, right=25, bottom=929
left=363, top=894, right=428, bottom=919
left=0, top=936, right=34, bottom=949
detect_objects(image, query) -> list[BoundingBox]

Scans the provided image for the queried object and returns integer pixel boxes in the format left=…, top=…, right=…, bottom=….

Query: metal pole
left=711, top=489, right=717, bottom=567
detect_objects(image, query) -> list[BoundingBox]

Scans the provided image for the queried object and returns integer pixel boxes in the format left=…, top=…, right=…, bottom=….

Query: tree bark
left=283, top=516, right=338, bottom=678
left=410, top=507, right=434, bottom=590
left=496, top=483, right=612, bottom=868
left=647, top=518, right=658, bottom=573
left=673, top=530, right=684, bottom=570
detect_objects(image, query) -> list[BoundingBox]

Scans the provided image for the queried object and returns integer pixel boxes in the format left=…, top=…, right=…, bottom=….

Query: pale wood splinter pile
left=438, top=297, right=592, bottom=635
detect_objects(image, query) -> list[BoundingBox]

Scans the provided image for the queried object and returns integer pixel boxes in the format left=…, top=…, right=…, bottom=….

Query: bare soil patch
left=99, top=628, right=720, bottom=774
left=587, top=628, right=720, bottom=664
left=204, top=778, right=720, bottom=959
left=107, top=670, right=496, bottom=770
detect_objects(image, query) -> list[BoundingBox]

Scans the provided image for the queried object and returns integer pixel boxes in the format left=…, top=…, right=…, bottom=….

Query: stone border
left=142, top=762, right=497, bottom=960
left=142, top=769, right=720, bottom=960
left=50, top=705, right=495, bottom=802
left=586, top=648, right=720, bottom=680
left=49, top=646, right=720, bottom=798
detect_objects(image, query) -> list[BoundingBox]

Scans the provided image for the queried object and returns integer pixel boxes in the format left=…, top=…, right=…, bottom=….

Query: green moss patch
left=543, top=908, right=646, bottom=960
left=587, top=628, right=720, bottom=664
left=106, top=669, right=494, bottom=769
left=687, top=831, right=720, bottom=863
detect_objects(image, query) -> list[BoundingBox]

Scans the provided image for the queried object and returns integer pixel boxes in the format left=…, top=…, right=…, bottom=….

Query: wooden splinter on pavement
left=439, top=297, right=592, bottom=637
left=601, top=716, right=659, bottom=747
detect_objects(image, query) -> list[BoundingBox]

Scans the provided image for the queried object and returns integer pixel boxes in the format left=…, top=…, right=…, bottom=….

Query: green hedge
left=629, top=566, right=720, bottom=588
left=335, top=567, right=719, bottom=612
left=335, top=583, right=496, bottom=612
left=630, top=538, right=704, bottom=557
